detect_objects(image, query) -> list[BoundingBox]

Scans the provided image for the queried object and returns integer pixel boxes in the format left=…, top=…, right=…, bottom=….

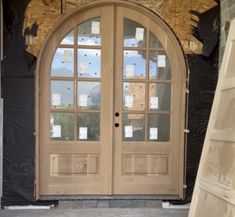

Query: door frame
left=35, top=0, right=188, bottom=199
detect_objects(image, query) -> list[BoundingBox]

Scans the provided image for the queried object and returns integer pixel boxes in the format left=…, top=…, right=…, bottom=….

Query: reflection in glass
left=148, top=114, right=170, bottom=141
left=123, top=114, right=145, bottom=141
left=60, top=30, right=74, bottom=45
left=77, top=81, right=100, bottom=109
left=51, top=81, right=74, bottom=109
left=149, top=83, right=171, bottom=111
left=124, top=19, right=146, bottom=48
left=50, top=112, right=74, bottom=141
left=123, top=82, right=145, bottom=111
left=149, top=51, right=171, bottom=80
left=78, top=18, right=101, bottom=46
left=51, top=48, right=74, bottom=77
left=77, top=49, right=101, bottom=78
left=123, top=50, right=146, bottom=79
left=77, top=113, right=100, bottom=141
left=149, top=31, right=163, bottom=48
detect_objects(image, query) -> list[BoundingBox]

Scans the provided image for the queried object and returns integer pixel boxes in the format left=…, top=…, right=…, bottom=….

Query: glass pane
left=124, top=19, right=146, bottom=48
left=149, top=51, right=171, bottom=80
left=148, top=114, right=170, bottom=141
left=123, top=82, right=145, bottom=111
left=77, top=113, right=100, bottom=141
left=78, top=49, right=101, bottom=78
left=51, top=81, right=74, bottom=109
left=123, top=50, right=146, bottom=79
left=149, top=83, right=171, bottom=111
left=51, top=48, right=74, bottom=77
left=78, top=18, right=101, bottom=46
left=123, top=114, right=145, bottom=141
left=149, top=31, right=163, bottom=48
left=77, top=81, right=100, bottom=109
left=50, top=113, right=74, bottom=141
left=60, top=30, right=74, bottom=45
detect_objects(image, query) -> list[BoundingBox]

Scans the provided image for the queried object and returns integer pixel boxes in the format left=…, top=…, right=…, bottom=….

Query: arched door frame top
left=37, top=0, right=187, bottom=74
left=35, top=0, right=188, bottom=199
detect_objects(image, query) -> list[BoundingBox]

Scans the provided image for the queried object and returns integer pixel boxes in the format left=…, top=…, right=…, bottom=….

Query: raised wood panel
left=122, top=154, right=168, bottom=175
left=225, top=41, right=235, bottom=79
left=50, top=154, right=99, bottom=175
left=193, top=190, right=235, bottom=217
left=210, top=130, right=235, bottom=142
left=200, top=178, right=235, bottom=205
left=221, top=78, right=235, bottom=90
left=214, top=88, right=235, bottom=131
left=202, top=140, right=235, bottom=187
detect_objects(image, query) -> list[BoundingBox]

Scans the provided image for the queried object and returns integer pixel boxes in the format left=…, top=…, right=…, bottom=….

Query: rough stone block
left=97, top=200, right=110, bottom=208
left=144, top=200, right=162, bottom=208
left=109, top=200, right=133, bottom=208
left=81, top=200, right=97, bottom=208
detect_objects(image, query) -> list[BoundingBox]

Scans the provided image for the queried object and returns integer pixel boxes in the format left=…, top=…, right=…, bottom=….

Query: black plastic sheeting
left=1, top=0, right=219, bottom=205
left=2, top=0, right=37, bottom=206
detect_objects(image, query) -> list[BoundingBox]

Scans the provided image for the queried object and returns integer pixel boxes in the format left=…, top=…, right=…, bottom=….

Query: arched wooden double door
left=37, top=2, right=187, bottom=198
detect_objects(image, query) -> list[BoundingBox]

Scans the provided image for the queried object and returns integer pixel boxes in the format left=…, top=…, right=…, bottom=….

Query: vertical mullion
left=145, top=28, right=150, bottom=142
left=74, top=27, right=78, bottom=140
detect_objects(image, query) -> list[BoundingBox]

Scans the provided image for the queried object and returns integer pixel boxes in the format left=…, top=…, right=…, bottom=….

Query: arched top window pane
left=149, top=31, right=163, bottom=49
left=124, top=19, right=147, bottom=48
left=60, top=30, right=74, bottom=45
left=51, top=48, right=74, bottom=77
left=149, top=51, right=171, bottom=80
left=78, top=17, right=101, bottom=46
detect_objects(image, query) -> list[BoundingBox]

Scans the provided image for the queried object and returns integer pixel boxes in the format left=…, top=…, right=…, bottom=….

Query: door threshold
left=40, top=195, right=180, bottom=200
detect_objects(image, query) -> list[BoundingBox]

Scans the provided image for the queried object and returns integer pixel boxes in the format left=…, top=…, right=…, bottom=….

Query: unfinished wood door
left=189, top=19, right=235, bottom=216
left=113, top=6, right=185, bottom=195
left=39, top=6, right=115, bottom=195
left=38, top=2, right=186, bottom=197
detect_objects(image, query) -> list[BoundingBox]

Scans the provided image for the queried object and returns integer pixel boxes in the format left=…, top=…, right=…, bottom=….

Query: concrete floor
left=0, top=208, right=189, bottom=217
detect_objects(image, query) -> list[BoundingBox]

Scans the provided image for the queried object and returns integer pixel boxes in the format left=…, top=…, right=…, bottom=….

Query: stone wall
left=23, top=0, right=217, bottom=56
left=220, top=0, right=235, bottom=64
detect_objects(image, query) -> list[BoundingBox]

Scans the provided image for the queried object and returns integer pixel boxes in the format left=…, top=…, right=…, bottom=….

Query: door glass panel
left=123, top=82, right=145, bottom=111
left=149, top=31, right=163, bottom=48
left=149, top=83, right=171, bottom=111
left=148, top=114, right=170, bottom=141
left=50, top=112, right=74, bottom=141
left=51, top=81, right=74, bottom=109
left=60, top=30, right=74, bottom=45
left=77, top=49, right=101, bottom=78
left=149, top=51, right=171, bottom=80
left=123, top=114, right=145, bottom=141
left=78, top=18, right=101, bottom=46
left=77, top=81, right=100, bottom=109
left=124, top=19, right=146, bottom=48
left=123, top=50, right=146, bottom=79
left=77, top=113, right=100, bottom=141
left=51, top=48, right=74, bottom=77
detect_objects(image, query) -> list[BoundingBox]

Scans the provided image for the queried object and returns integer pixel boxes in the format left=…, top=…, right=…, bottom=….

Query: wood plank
left=210, top=129, right=235, bottom=142
left=189, top=18, right=235, bottom=217
left=200, top=178, right=235, bottom=205
left=221, top=78, right=235, bottom=90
